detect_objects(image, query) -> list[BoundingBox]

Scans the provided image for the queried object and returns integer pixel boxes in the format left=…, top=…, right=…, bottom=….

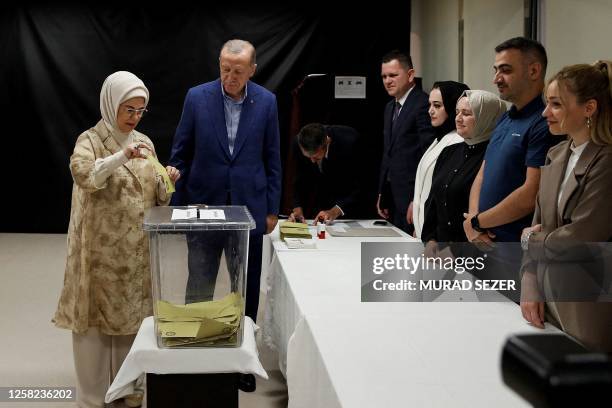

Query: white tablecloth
left=261, top=220, right=561, bottom=407
left=287, top=305, right=559, bottom=408
left=261, top=220, right=413, bottom=374
left=105, top=316, right=267, bottom=403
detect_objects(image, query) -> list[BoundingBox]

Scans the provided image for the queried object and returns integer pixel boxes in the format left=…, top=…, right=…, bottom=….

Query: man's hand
left=288, top=207, right=305, bottom=223
left=463, top=213, right=481, bottom=241
left=377, top=194, right=389, bottom=219
left=265, top=214, right=278, bottom=234
left=406, top=201, right=414, bottom=225
left=463, top=213, right=496, bottom=251
left=165, top=166, right=181, bottom=183
left=313, top=206, right=342, bottom=225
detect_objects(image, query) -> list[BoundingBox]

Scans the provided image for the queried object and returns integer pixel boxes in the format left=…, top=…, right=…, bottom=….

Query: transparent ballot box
left=143, top=206, right=255, bottom=348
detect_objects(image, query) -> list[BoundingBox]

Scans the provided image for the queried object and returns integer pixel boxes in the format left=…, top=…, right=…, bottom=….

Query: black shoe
left=238, top=373, right=256, bottom=392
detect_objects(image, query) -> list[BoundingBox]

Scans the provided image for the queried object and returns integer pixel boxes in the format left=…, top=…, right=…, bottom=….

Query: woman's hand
left=521, top=224, right=542, bottom=241
left=520, top=301, right=545, bottom=328
left=165, top=166, right=180, bottom=183
left=520, top=270, right=545, bottom=328
left=123, top=142, right=152, bottom=160
left=406, top=201, right=414, bottom=225
left=423, top=240, right=439, bottom=259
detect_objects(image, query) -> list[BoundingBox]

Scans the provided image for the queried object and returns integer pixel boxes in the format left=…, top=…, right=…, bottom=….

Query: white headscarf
left=458, top=90, right=507, bottom=145
left=99, top=71, right=149, bottom=133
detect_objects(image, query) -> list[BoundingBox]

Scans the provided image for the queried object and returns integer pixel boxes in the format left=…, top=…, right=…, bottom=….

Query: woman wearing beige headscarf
left=53, top=71, right=179, bottom=408
left=422, top=90, right=506, bottom=257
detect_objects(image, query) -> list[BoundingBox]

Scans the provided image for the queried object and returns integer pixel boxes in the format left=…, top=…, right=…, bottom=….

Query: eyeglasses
left=122, top=107, right=148, bottom=118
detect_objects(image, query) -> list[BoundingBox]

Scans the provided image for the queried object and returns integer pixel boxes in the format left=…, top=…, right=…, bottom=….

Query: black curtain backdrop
left=1, top=3, right=411, bottom=232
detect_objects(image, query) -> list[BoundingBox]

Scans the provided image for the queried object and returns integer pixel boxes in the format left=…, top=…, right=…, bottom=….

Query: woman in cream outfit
left=53, top=71, right=179, bottom=407
left=411, top=81, right=469, bottom=238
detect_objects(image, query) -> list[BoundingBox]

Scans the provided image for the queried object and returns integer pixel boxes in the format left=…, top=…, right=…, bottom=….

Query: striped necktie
left=392, top=101, right=401, bottom=122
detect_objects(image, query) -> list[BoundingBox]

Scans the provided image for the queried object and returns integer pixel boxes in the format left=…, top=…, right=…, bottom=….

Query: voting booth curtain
left=1, top=3, right=411, bottom=232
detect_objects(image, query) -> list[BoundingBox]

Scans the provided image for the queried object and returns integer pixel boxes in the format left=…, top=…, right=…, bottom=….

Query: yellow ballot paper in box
left=156, top=292, right=243, bottom=346
left=159, top=318, right=239, bottom=346
left=144, top=153, right=175, bottom=193
left=279, top=221, right=312, bottom=241
left=158, top=318, right=233, bottom=339
left=158, top=321, right=203, bottom=338
left=157, top=292, right=242, bottom=321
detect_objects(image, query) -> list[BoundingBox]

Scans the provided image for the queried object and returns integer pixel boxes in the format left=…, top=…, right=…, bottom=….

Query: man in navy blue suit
left=169, top=39, right=280, bottom=391
left=377, top=50, right=435, bottom=234
left=169, top=38, right=281, bottom=324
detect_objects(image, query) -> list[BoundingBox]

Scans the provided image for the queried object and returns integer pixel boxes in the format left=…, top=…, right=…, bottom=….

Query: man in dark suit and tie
left=377, top=50, right=435, bottom=233
left=289, top=123, right=361, bottom=224
left=169, top=39, right=281, bottom=391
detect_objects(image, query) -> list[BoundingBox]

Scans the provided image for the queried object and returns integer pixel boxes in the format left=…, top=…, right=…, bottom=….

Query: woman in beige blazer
left=53, top=71, right=180, bottom=407
left=520, top=61, right=612, bottom=352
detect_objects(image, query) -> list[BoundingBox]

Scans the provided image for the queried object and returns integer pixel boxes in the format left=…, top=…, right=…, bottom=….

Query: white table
left=261, top=220, right=415, bottom=374
left=105, top=316, right=267, bottom=403
left=261, top=221, right=560, bottom=407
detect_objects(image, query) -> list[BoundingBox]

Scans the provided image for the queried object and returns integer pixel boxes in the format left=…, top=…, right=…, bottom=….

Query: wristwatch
left=470, top=213, right=485, bottom=233
left=521, top=230, right=534, bottom=251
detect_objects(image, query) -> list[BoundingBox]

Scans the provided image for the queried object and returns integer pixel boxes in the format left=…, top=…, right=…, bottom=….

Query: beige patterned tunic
left=54, top=120, right=171, bottom=335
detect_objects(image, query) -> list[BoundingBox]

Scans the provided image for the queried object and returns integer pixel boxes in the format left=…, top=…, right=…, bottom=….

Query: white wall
left=415, top=0, right=460, bottom=91
left=463, top=0, right=523, bottom=91
left=413, top=0, right=612, bottom=93
left=413, top=0, right=523, bottom=92
left=542, top=0, right=612, bottom=79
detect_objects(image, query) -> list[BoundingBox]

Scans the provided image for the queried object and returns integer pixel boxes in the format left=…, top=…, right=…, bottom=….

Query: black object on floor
left=502, top=334, right=612, bottom=407
left=238, top=373, right=256, bottom=392
left=147, top=373, right=238, bottom=408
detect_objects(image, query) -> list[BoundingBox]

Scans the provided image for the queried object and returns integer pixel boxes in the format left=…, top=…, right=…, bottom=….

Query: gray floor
left=0, top=233, right=288, bottom=408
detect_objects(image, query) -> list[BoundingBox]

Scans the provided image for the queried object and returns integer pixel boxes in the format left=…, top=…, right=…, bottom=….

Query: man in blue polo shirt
left=462, top=37, right=555, bottom=299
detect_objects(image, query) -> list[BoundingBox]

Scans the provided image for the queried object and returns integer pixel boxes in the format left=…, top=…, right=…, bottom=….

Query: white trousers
left=72, top=327, right=139, bottom=408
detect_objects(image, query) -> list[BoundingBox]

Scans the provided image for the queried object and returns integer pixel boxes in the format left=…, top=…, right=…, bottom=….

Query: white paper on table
left=171, top=209, right=198, bottom=220
left=331, top=223, right=350, bottom=230
left=199, top=209, right=226, bottom=220
left=330, top=227, right=346, bottom=233
left=284, top=238, right=317, bottom=249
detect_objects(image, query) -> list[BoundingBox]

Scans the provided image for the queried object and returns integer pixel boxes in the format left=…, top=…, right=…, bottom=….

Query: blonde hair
left=547, top=60, right=612, bottom=145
